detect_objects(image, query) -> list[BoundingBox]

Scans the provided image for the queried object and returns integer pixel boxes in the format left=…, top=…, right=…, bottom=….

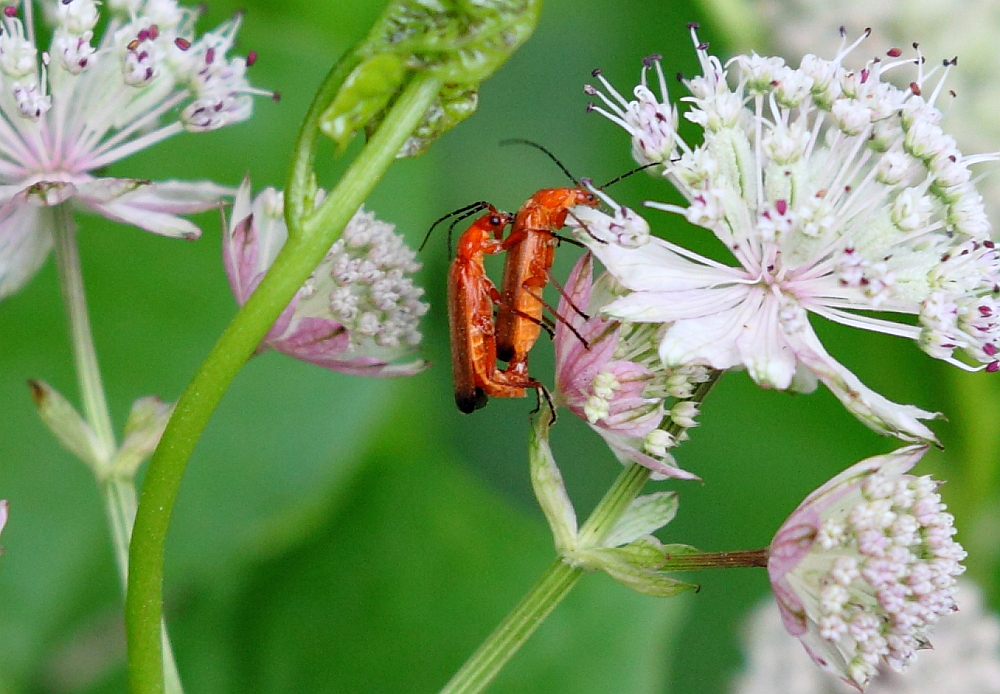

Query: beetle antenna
left=598, top=162, right=659, bottom=189
left=499, top=138, right=579, bottom=185
left=420, top=200, right=490, bottom=252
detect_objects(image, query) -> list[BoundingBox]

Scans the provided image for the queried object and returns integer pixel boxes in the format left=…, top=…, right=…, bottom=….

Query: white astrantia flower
left=578, top=25, right=1000, bottom=443
left=767, top=445, right=966, bottom=690
left=734, top=580, right=1000, bottom=694
left=0, top=0, right=273, bottom=300
left=223, top=179, right=428, bottom=377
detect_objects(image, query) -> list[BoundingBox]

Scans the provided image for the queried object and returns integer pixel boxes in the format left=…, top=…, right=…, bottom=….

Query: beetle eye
left=490, top=215, right=501, bottom=226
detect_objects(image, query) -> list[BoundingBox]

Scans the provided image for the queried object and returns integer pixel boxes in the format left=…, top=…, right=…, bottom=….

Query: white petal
left=737, top=291, right=798, bottom=389
left=588, top=234, right=746, bottom=292
left=76, top=178, right=234, bottom=238
left=602, top=284, right=749, bottom=322
left=0, top=201, right=53, bottom=299
left=74, top=178, right=234, bottom=206
left=657, top=306, right=747, bottom=369
left=788, top=325, right=940, bottom=443
left=82, top=198, right=202, bottom=238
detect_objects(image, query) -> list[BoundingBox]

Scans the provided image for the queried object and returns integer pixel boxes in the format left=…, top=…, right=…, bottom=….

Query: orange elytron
left=495, top=186, right=599, bottom=375
left=447, top=205, right=542, bottom=413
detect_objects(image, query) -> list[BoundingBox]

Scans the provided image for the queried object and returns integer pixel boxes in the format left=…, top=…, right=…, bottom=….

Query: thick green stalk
left=125, top=73, right=442, bottom=694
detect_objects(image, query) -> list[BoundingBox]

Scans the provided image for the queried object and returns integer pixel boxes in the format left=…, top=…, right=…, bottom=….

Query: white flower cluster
left=2, top=0, right=266, bottom=132
left=0, top=0, right=272, bottom=300
left=734, top=581, right=1000, bottom=694
left=779, top=457, right=966, bottom=688
left=322, top=209, right=428, bottom=351
left=588, top=26, right=999, bottom=368
left=224, top=180, right=428, bottom=377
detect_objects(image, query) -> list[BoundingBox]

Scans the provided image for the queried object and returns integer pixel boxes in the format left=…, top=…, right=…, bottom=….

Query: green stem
left=659, top=548, right=768, bottom=571
left=53, top=206, right=115, bottom=458
left=125, top=73, right=442, bottom=694
left=438, top=464, right=647, bottom=694
left=53, top=210, right=183, bottom=693
left=440, top=376, right=720, bottom=694
left=439, top=559, right=581, bottom=694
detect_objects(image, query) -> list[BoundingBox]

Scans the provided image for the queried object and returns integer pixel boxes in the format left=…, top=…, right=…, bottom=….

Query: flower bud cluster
left=553, top=252, right=709, bottom=480
left=768, top=446, right=966, bottom=690
left=321, top=207, right=427, bottom=352
left=735, top=580, right=1000, bottom=694
left=224, top=180, right=428, bottom=377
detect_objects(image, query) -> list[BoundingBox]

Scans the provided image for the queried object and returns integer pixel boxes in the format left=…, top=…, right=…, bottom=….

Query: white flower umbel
left=224, top=179, right=428, bottom=376
left=581, top=25, right=1000, bottom=443
left=0, top=0, right=272, bottom=299
left=767, top=445, right=967, bottom=690
left=734, top=580, right=1000, bottom=694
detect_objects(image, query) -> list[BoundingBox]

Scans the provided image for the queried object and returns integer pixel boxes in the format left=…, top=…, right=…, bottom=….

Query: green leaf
left=602, top=563, right=699, bottom=599
left=319, top=0, right=541, bottom=157
left=661, top=543, right=701, bottom=558
left=602, top=491, right=679, bottom=548
left=319, top=53, right=408, bottom=153
left=27, top=379, right=108, bottom=472
left=114, top=396, right=173, bottom=477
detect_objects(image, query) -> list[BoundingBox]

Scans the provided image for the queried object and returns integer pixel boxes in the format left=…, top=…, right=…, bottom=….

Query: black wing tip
left=456, top=388, right=488, bottom=414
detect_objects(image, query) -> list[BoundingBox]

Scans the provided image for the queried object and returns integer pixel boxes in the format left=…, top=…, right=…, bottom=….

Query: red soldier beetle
left=494, top=141, right=658, bottom=373
left=494, top=140, right=600, bottom=374
left=423, top=202, right=543, bottom=413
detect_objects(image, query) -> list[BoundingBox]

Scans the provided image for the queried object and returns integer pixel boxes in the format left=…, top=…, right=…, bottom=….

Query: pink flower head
left=0, top=0, right=273, bottom=299
left=554, top=252, right=702, bottom=480
left=580, top=27, right=1000, bottom=443
left=223, top=179, right=428, bottom=377
left=768, top=445, right=966, bottom=690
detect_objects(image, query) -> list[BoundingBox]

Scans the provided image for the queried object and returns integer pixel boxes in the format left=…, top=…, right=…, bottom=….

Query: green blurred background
left=1, top=0, right=997, bottom=692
